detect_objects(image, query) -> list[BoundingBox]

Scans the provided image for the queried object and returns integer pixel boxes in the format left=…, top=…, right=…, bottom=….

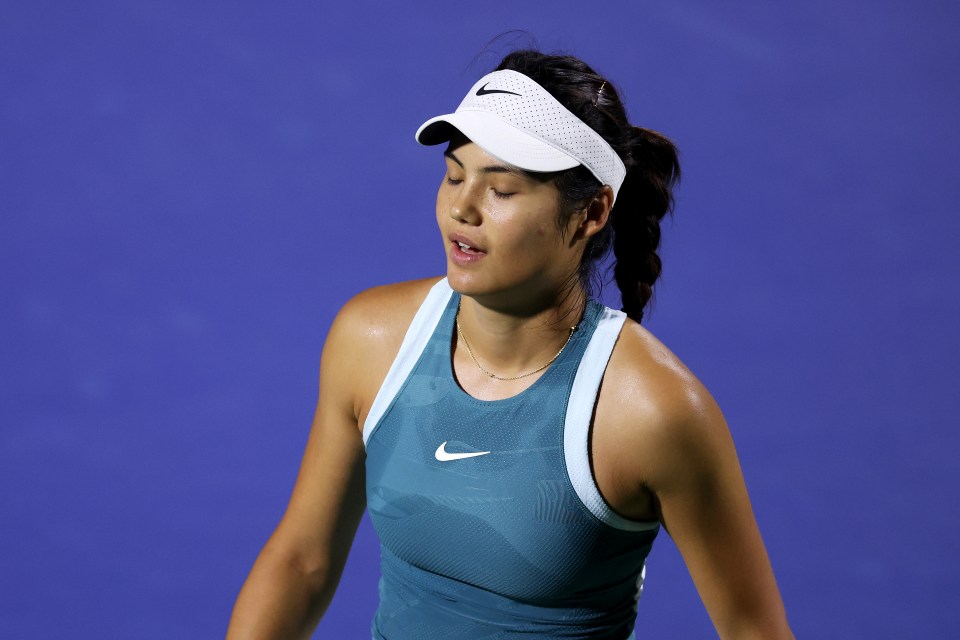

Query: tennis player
left=227, top=49, right=794, bottom=640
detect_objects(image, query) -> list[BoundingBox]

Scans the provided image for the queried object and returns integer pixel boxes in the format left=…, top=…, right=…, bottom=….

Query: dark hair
left=494, top=50, right=680, bottom=323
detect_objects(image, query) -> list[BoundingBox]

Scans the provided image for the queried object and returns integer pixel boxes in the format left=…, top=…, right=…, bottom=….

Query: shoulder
left=327, top=276, right=444, bottom=350
left=603, top=318, right=709, bottom=423
left=322, top=277, right=445, bottom=421
left=596, top=317, right=733, bottom=493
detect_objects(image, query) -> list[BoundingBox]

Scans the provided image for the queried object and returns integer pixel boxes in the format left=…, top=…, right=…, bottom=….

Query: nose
left=449, top=184, right=481, bottom=226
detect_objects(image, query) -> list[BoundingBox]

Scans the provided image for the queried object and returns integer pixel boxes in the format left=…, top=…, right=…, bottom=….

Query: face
left=436, top=137, right=587, bottom=307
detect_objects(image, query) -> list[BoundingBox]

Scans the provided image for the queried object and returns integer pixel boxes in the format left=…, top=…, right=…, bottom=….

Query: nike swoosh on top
left=435, top=441, right=491, bottom=462
left=476, top=83, right=522, bottom=97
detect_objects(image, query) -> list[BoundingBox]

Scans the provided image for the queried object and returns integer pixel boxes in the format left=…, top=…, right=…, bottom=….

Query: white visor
left=416, top=69, right=627, bottom=202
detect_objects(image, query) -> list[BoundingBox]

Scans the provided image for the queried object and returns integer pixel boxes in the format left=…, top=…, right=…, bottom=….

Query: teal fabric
left=366, top=291, right=658, bottom=639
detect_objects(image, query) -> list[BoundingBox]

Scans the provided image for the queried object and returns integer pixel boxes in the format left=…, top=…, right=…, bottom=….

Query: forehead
left=444, top=133, right=556, bottom=186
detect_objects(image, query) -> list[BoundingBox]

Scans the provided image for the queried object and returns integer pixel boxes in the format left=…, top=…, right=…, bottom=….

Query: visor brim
left=416, top=111, right=581, bottom=173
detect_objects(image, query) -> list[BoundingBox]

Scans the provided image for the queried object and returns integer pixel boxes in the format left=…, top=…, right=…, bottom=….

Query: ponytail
left=610, top=127, right=680, bottom=322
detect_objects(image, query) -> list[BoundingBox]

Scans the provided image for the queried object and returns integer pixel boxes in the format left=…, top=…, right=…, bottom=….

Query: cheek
left=526, top=206, right=565, bottom=247
left=501, top=218, right=561, bottom=261
left=435, top=183, right=450, bottom=220
left=534, top=219, right=555, bottom=239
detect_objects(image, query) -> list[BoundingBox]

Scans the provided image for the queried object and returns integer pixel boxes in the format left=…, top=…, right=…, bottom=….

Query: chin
left=446, top=266, right=510, bottom=297
left=447, top=270, right=538, bottom=310
left=445, top=269, right=485, bottom=296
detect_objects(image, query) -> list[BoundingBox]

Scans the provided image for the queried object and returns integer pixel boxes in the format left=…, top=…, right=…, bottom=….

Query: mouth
left=455, top=240, right=483, bottom=255
left=449, top=233, right=487, bottom=263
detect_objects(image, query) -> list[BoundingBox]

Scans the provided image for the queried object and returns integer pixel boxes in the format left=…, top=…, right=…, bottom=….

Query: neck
left=455, top=282, right=587, bottom=379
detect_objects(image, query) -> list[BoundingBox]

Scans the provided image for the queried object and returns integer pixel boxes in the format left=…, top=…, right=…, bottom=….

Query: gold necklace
left=455, top=302, right=578, bottom=381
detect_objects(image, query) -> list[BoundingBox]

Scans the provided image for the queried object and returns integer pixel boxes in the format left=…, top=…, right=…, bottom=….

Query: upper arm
left=603, top=326, right=793, bottom=639
left=266, top=278, right=440, bottom=576
left=648, top=386, right=791, bottom=638
left=265, top=296, right=373, bottom=576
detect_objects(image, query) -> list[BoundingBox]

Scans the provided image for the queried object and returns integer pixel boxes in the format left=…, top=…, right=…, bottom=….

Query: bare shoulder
left=602, top=319, right=716, bottom=428
left=323, top=276, right=444, bottom=426
left=596, top=318, right=733, bottom=492
left=328, top=276, right=443, bottom=348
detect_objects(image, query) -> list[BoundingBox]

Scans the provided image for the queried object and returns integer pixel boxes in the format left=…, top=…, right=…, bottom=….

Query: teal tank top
left=363, top=279, right=660, bottom=639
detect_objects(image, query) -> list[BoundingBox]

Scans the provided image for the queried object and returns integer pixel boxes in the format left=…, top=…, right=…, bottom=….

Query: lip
left=448, top=232, right=487, bottom=265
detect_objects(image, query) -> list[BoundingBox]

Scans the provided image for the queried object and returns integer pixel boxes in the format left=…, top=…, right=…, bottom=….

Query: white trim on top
left=563, top=307, right=660, bottom=532
left=361, top=278, right=454, bottom=446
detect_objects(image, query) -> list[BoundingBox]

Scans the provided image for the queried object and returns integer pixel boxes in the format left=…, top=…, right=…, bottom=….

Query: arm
left=598, top=326, right=793, bottom=639
left=226, top=302, right=370, bottom=640
left=649, top=384, right=794, bottom=639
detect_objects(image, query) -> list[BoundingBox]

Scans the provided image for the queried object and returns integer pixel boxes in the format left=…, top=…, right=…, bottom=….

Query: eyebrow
left=444, top=149, right=525, bottom=177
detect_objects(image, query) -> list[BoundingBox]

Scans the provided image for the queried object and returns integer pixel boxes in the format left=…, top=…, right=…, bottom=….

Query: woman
left=227, top=50, right=793, bottom=639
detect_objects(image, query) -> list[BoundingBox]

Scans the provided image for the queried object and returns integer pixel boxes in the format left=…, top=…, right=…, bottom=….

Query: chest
left=364, top=369, right=651, bottom=603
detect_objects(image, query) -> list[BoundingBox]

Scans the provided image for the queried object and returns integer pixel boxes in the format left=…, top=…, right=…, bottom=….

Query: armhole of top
left=361, top=278, right=454, bottom=447
left=563, top=308, right=660, bottom=532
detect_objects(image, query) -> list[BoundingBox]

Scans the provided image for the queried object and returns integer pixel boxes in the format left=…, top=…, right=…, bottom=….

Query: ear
left=572, top=185, right=614, bottom=241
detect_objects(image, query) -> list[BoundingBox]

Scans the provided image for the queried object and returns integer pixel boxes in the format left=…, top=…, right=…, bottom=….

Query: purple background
left=2, top=1, right=958, bottom=638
